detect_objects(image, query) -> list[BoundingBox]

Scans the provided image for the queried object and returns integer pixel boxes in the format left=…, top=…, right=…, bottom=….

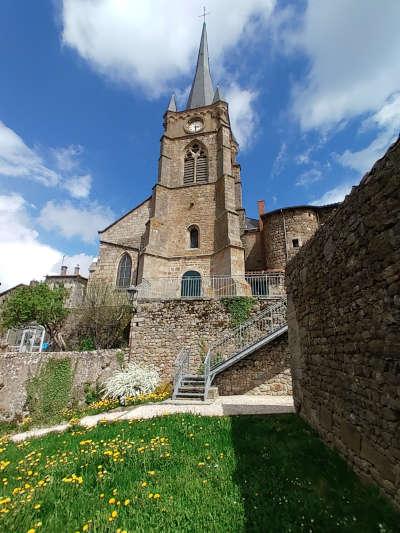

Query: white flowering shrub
left=102, top=362, right=160, bottom=399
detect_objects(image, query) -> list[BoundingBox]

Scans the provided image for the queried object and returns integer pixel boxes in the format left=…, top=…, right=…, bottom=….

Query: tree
left=1, top=283, right=69, bottom=349
left=77, top=282, right=133, bottom=349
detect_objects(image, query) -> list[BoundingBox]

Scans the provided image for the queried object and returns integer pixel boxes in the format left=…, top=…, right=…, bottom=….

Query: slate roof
left=186, top=23, right=214, bottom=110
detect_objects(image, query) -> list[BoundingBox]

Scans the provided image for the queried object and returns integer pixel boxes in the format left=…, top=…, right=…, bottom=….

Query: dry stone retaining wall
left=214, top=333, right=291, bottom=395
left=0, top=349, right=130, bottom=422
left=286, top=138, right=400, bottom=507
left=130, top=299, right=292, bottom=392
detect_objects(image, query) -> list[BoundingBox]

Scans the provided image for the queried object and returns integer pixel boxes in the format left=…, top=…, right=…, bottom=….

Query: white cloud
left=0, top=194, right=61, bottom=290
left=296, top=168, right=322, bottom=187
left=337, top=93, right=400, bottom=173
left=63, top=174, right=92, bottom=199
left=312, top=183, right=352, bottom=206
left=61, top=0, right=275, bottom=96
left=271, top=142, right=287, bottom=177
left=52, top=144, right=83, bottom=172
left=225, top=84, right=258, bottom=149
left=288, top=1, right=400, bottom=131
left=0, top=122, right=59, bottom=186
left=0, top=121, right=93, bottom=197
left=39, top=201, right=114, bottom=244
left=0, top=194, right=94, bottom=291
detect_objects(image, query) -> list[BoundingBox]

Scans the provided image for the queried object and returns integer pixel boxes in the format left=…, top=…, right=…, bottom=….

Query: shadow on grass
left=230, top=414, right=399, bottom=532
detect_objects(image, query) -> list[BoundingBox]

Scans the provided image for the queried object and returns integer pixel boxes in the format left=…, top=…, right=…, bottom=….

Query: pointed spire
left=186, top=23, right=214, bottom=110
left=213, top=86, right=222, bottom=103
left=167, top=93, right=177, bottom=112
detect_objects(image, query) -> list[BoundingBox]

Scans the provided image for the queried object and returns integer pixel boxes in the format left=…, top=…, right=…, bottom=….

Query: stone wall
left=286, top=138, right=400, bottom=507
left=214, top=333, right=292, bottom=395
left=242, top=230, right=265, bottom=271
left=130, top=299, right=281, bottom=381
left=0, top=349, right=130, bottom=421
left=89, top=198, right=150, bottom=286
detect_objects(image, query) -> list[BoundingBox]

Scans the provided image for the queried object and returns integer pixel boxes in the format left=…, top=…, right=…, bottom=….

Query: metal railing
left=135, top=272, right=285, bottom=300
left=208, top=299, right=287, bottom=372
left=203, top=350, right=211, bottom=400
left=172, top=347, right=191, bottom=399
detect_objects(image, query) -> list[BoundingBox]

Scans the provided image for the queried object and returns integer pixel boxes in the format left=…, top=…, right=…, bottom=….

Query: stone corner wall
left=286, top=138, right=400, bottom=507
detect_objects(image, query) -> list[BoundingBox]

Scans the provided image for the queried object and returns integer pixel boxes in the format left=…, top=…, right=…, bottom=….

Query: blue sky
left=1, top=0, right=399, bottom=289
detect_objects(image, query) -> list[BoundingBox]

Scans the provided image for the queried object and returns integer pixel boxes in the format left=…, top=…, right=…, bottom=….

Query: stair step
left=176, top=391, right=204, bottom=398
left=182, top=375, right=204, bottom=380
left=181, top=380, right=205, bottom=385
left=179, top=386, right=205, bottom=391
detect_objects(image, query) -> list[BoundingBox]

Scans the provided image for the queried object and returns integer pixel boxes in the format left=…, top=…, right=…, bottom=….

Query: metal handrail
left=172, top=348, right=190, bottom=399
left=203, top=349, right=211, bottom=400
left=209, top=299, right=287, bottom=371
left=134, top=272, right=285, bottom=300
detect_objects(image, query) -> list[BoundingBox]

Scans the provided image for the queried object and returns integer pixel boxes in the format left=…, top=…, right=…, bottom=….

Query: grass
left=0, top=414, right=398, bottom=532
left=0, top=389, right=170, bottom=436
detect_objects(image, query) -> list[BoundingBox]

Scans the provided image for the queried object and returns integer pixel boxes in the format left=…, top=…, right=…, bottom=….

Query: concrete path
left=10, top=395, right=294, bottom=442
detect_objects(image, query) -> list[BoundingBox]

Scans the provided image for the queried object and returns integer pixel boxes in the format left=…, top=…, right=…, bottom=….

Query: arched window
left=181, top=271, right=202, bottom=298
left=116, top=253, right=132, bottom=288
left=183, top=143, right=208, bottom=185
left=188, top=225, right=199, bottom=248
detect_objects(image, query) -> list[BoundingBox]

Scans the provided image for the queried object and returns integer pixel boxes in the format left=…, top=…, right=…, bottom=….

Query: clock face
left=187, top=119, right=204, bottom=133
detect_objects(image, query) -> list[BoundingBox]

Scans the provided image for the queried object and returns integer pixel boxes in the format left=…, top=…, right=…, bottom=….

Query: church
left=88, top=23, right=337, bottom=298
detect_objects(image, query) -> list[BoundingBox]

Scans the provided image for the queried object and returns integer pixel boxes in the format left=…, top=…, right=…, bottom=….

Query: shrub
left=77, top=282, right=133, bottom=349
left=79, top=337, right=96, bottom=351
left=26, top=358, right=73, bottom=423
left=102, top=362, right=160, bottom=400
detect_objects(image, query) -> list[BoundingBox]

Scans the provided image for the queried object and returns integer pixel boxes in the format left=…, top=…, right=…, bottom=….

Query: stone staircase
left=173, top=375, right=206, bottom=400
left=172, top=299, right=287, bottom=401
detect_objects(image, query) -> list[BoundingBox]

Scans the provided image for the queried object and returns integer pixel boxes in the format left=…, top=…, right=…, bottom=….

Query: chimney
left=257, top=200, right=265, bottom=231
left=61, top=265, right=67, bottom=276
left=74, top=265, right=80, bottom=276
left=257, top=200, right=265, bottom=217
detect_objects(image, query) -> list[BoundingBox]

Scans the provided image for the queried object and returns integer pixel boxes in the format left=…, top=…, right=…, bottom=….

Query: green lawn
left=0, top=414, right=398, bottom=532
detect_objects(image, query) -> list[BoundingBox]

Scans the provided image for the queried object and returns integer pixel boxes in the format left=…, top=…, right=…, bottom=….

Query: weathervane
left=199, top=6, right=210, bottom=23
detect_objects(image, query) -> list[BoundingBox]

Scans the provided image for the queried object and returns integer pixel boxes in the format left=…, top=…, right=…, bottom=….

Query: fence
left=135, top=273, right=285, bottom=300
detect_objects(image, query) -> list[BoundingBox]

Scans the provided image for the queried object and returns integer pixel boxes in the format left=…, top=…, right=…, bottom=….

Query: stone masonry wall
left=129, top=299, right=288, bottom=385
left=214, top=332, right=292, bottom=395
left=0, top=349, right=130, bottom=421
left=286, top=138, right=400, bottom=507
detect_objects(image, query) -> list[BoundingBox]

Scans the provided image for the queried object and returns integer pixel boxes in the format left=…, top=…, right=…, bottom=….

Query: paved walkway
left=10, top=395, right=294, bottom=443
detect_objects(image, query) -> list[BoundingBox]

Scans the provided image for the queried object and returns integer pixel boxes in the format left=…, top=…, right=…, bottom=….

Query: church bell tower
left=137, top=23, right=246, bottom=290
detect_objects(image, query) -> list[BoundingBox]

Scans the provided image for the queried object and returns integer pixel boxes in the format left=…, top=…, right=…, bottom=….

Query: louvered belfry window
left=183, top=143, right=208, bottom=185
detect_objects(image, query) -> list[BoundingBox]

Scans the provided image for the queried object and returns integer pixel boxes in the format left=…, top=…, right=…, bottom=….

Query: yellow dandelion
left=124, top=499, right=130, bottom=506
left=108, top=497, right=116, bottom=504
left=111, top=510, right=118, bottom=518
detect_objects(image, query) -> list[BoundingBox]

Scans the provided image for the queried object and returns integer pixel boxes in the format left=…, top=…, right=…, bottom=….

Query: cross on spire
left=199, top=6, right=210, bottom=23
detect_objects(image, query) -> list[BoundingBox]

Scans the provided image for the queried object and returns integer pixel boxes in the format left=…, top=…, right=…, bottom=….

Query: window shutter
left=183, top=143, right=208, bottom=185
